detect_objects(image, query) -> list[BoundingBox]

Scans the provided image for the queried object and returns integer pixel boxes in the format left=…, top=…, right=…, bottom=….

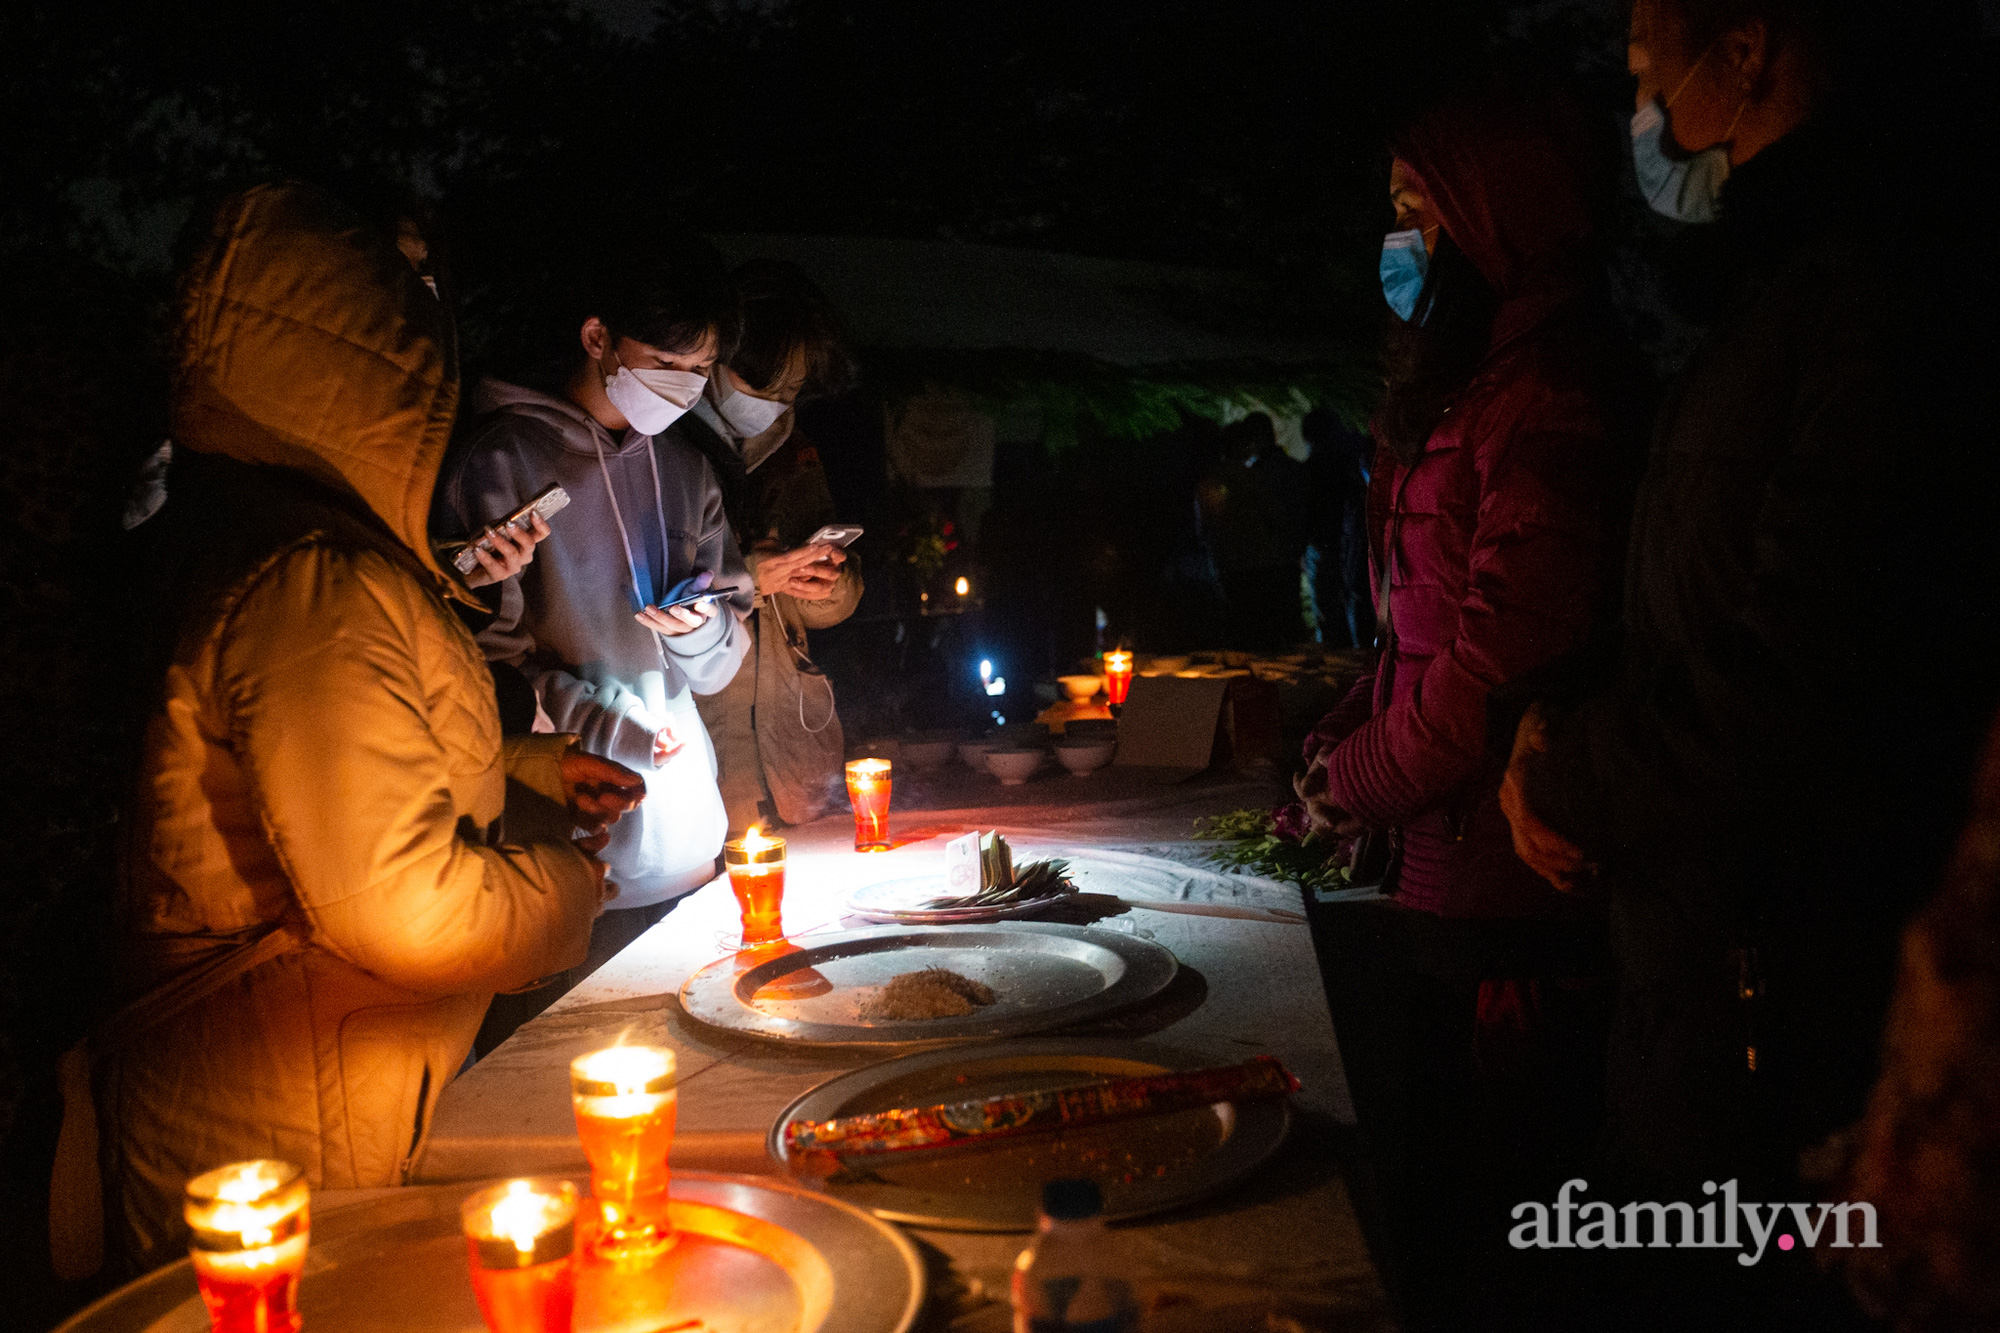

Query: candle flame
left=193, top=1161, right=304, bottom=1247
left=575, top=1044, right=673, bottom=1096
left=215, top=1162, right=286, bottom=1204
left=490, top=1180, right=554, bottom=1256
left=955, top=576, right=970, bottom=596
left=742, top=824, right=776, bottom=854
left=1105, top=650, right=1133, bottom=670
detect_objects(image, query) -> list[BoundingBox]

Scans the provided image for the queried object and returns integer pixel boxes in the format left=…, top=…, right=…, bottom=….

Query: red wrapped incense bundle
left=783, top=1056, right=1298, bottom=1161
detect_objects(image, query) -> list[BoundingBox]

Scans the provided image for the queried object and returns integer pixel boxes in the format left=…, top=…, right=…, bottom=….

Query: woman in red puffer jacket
left=1295, top=84, right=1640, bottom=1331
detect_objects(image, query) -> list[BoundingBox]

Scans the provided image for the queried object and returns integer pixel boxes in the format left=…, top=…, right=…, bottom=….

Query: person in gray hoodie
left=434, top=238, right=751, bottom=990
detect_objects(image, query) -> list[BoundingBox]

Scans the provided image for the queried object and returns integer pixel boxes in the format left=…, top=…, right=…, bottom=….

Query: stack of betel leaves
left=925, top=831, right=1075, bottom=908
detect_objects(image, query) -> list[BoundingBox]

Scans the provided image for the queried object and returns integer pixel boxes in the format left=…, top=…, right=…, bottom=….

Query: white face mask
left=712, top=367, right=791, bottom=439
left=603, top=354, right=707, bottom=435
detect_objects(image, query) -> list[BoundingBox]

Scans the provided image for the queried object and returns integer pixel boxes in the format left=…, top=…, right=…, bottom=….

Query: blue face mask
left=1380, top=228, right=1429, bottom=322
left=1630, top=97, right=1732, bottom=224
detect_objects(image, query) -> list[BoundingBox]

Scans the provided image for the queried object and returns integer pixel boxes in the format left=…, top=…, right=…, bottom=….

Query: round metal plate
left=679, top=923, right=1179, bottom=1047
left=769, top=1039, right=1291, bottom=1231
left=843, top=875, right=1067, bottom=925
left=56, top=1172, right=924, bottom=1333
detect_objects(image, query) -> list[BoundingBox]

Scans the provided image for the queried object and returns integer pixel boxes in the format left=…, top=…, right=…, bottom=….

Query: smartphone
left=807, top=524, right=864, bottom=548
left=656, top=571, right=719, bottom=613
left=449, top=484, right=570, bottom=575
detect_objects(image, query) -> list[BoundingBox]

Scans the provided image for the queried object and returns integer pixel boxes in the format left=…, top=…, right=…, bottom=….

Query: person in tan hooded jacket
left=96, top=183, right=642, bottom=1274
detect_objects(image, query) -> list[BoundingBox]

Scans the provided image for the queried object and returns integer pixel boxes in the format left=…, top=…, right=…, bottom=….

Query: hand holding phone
left=636, top=571, right=720, bottom=636
left=753, top=528, right=854, bottom=601
left=446, top=484, right=570, bottom=579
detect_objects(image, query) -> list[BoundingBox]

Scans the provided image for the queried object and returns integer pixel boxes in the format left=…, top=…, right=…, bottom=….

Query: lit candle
left=722, top=825, right=788, bottom=947
left=570, top=1046, right=678, bottom=1262
left=1103, top=650, right=1135, bottom=706
left=955, top=576, right=970, bottom=597
left=844, top=758, right=893, bottom=852
left=183, top=1159, right=310, bottom=1333
left=460, top=1178, right=579, bottom=1333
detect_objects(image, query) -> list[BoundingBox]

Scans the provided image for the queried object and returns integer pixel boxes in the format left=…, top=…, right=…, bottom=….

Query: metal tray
left=679, top=923, right=1179, bottom=1047
left=768, top=1039, right=1291, bottom=1231
left=843, top=875, right=1067, bottom=925
left=57, top=1171, right=923, bottom=1333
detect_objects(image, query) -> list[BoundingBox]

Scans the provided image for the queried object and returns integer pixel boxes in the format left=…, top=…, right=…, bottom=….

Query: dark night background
left=12, top=1, right=1989, bottom=1320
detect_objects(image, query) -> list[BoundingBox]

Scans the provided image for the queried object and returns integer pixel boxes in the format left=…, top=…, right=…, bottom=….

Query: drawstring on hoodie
left=591, top=430, right=677, bottom=682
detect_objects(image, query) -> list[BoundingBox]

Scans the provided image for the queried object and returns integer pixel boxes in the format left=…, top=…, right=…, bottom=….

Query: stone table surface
left=413, top=765, right=1394, bottom=1332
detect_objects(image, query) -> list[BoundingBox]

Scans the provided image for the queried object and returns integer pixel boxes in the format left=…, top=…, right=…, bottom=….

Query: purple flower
left=1272, top=801, right=1311, bottom=843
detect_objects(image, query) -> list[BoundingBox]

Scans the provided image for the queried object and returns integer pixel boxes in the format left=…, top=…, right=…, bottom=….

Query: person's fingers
left=668, top=606, right=707, bottom=632
left=586, top=789, right=643, bottom=820
left=1500, top=765, right=1585, bottom=888
left=762, top=547, right=808, bottom=578
left=653, top=726, right=686, bottom=764
left=1519, top=826, right=1584, bottom=889
left=524, top=511, right=550, bottom=544
left=635, top=607, right=689, bottom=635
left=565, top=751, right=646, bottom=787
left=1295, top=761, right=1329, bottom=802
left=501, top=526, right=538, bottom=570
left=576, top=778, right=642, bottom=819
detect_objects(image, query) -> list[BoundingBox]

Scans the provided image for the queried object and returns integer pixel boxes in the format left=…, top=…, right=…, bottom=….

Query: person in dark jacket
left=1294, top=84, right=1638, bottom=1331
left=1204, top=413, right=1307, bottom=651
left=1501, top=0, right=2000, bottom=1324
left=676, top=260, right=861, bottom=833
left=1300, top=411, right=1374, bottom=650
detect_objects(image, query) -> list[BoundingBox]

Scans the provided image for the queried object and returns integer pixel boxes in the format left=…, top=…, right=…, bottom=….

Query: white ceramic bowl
left=1058, top=673, right=1105, bottom=702
left=984, top=747, right=1046, bottom=785
left=900, top=738, right=958, bottom=770
left=957, top=740, right=998, bottom=772
left=1054, top=740, right=1116, bottom=775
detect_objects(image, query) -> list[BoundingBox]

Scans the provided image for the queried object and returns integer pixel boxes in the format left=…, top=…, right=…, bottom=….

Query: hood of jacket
left=690, top=390, right=795, bottom=475
left=169, top=182, right=468, bottom=595
left=469, top=376, right=659, bottom=460
left=1393, top=87, right=1602, bottom=348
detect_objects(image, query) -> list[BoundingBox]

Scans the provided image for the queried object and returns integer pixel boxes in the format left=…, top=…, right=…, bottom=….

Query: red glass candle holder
left=569, top=1046, right=678, bottom=1263
left=1103, top=651, right=1135, bottom=706
left=722, top=828, right=787, bottom=947
left=183, top=1159, right=310, bottom=1333
left=461, top=1178, right=579, bottom=1333
left=845, top=759, right=893, bottom=851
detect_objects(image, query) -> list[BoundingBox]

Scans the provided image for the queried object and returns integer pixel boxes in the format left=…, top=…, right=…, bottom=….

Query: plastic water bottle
left=1011, top=1179, right=1140, bottom=1333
